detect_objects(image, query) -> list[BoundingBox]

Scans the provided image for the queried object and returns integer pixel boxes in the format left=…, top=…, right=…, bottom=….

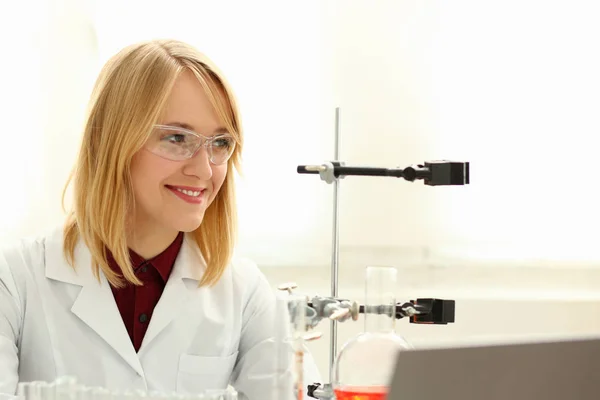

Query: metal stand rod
left=329, top=107, right=341, bottom=381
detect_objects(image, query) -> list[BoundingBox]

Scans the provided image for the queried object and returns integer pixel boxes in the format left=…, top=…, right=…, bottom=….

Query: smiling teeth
left=176, top=188, right=201, bottom=197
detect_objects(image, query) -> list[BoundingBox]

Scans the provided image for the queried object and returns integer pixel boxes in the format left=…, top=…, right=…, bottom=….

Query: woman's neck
left=127, top=226, right=180, bottom=260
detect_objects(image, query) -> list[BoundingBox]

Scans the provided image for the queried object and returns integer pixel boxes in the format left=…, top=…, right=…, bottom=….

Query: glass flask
left=332, top=266, right=411, bottom=400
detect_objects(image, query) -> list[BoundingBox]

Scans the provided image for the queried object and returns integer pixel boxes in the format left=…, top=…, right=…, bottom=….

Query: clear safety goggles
left=146, top=124, right=236, bottom=164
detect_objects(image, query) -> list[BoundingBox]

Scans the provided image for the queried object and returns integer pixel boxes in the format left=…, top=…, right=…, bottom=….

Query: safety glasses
left=145, top=124, right=236, bottom=164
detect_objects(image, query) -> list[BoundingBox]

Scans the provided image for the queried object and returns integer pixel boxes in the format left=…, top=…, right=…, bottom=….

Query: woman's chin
left=169, top=213, right=205, bottom=233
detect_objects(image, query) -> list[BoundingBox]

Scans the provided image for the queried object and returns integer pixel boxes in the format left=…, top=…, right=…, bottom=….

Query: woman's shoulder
left=229, top=256, right=267, bottom=284
left=0, top=226, right=62, bottom=278
left=227, top=256, right=274, bottom=298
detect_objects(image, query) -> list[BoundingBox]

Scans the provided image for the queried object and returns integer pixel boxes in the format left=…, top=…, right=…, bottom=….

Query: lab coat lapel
left=139, top=234, right=206, bottom=354
left=44, top=227, right=144, bottom=377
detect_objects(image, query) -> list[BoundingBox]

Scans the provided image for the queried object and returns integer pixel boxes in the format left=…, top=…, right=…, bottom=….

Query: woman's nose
left=182, top=146, right=213, bottom=180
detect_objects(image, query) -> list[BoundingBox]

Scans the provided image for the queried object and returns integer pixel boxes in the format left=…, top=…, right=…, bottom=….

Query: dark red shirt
left=108, top=232, right=184, bottom=352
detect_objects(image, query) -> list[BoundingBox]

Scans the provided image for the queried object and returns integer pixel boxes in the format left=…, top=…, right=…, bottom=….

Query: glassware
left=54, top=376, right=77, bottom=400
left=332, top=266, right=411, bottom=400
left=17, top=381, right=45, bottom=400
left=287, top=294, right=311, bottom=400
left=271, top=293, right=296, bottom=399
left=244, top=292, right=308, bottom=400
left=16, top=377, right=238, bottom=400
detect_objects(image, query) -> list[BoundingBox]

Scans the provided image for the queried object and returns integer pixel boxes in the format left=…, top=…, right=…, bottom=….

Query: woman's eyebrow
left=164, top=121, right=228, bottom=134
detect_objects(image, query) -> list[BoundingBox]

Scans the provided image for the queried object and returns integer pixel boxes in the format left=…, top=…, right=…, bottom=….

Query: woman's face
left=130, top=70, right=229, bottom=239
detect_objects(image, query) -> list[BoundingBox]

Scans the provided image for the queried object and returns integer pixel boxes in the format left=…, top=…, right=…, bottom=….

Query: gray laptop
left=388, top=334, right=600, bottom=400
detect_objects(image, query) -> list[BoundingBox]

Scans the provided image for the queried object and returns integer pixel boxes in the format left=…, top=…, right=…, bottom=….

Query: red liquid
left=334, top=386, right=388, bottom=400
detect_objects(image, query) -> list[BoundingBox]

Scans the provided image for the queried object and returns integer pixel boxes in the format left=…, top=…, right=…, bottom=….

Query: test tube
left=17, top=382, right=31, bottom=400
left=43, top=381, right=57, bottom=400
left=24, top=381, right=46, bottom=400
left=54, top=376, right=78, bottom=400
left=89, top=387, right=111, bottom=400
left=273, top=293, right=300, bottom=400
left=287, top=295, right=308, bottom=400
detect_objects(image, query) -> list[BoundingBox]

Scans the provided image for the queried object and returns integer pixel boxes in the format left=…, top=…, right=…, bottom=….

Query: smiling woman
left=62, top=41, right=243, bottom=289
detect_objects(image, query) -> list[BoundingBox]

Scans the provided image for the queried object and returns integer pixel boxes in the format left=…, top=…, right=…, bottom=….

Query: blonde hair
left=62, top=39, right=243, bottom=288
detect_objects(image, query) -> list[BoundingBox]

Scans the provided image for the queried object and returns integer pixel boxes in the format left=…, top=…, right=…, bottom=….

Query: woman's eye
left=162, top=133, right=187, bottom=143
left=213, top=137, right=232, bottom=148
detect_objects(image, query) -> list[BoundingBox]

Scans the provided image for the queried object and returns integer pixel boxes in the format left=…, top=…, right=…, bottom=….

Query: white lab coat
left=0, top=226, right=321, bottom=400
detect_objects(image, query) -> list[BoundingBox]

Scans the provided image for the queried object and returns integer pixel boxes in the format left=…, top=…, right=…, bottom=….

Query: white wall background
left=2, top=0, right=600, bottom=378
left=0, top=0, right=98, bottom=240
left=328, top=0, right=600, bottom=265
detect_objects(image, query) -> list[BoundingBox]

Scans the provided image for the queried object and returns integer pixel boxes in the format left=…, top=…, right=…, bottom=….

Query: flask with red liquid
left=332, top=265, right=411, bottom=400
